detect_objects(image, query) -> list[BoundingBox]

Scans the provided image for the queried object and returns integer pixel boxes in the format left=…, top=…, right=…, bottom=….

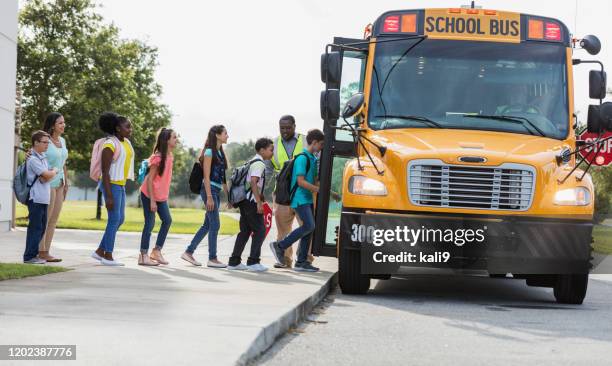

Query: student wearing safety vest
left=269, top=115, right=314, bottom=268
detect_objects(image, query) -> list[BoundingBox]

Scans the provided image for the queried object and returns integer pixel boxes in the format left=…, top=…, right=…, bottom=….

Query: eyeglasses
left=37, top=140, right=50, bottom=145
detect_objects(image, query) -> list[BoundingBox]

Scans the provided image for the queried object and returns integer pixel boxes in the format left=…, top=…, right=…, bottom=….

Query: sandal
left=138, top=253, right=160, bottom=266
left=150, top=249, right=169, bottom=265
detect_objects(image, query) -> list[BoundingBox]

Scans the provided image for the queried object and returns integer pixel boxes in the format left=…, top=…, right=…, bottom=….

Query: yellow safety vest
left=272, top=134, right=304, bottom=171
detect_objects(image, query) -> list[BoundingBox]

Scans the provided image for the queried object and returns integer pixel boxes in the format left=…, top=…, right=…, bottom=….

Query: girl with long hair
left=39, top=112, right=69, bottom=262
left=138, top=128, right=178, bottom=266
left=181, top=125, right=229, bottom=268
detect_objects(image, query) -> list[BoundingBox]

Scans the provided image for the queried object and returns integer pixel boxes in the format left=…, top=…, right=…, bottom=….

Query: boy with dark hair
left=269, top=129, right=325, bottom=272
left=24, top=131, right=58, bottom=264
left=227, top=137, right=274, bottom=271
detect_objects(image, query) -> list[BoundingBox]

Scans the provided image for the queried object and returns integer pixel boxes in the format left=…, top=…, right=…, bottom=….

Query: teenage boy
left=269, top=129, right=324, bottom=272
left=24, top=131, right=58, bottom=264
left=228, top=138, right=274, bottom=272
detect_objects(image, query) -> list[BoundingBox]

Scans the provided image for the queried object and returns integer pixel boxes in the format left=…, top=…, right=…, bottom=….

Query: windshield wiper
left=462, top=114, right=545, bottom=137
left=375, top=114, right=443, bottom=129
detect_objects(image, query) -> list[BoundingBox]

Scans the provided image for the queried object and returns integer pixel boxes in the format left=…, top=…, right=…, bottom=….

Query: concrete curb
left=237, top=271, right=339, bottom=365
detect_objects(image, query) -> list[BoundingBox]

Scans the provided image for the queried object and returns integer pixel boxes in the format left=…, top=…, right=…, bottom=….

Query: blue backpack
left=13, top=161, right=39, bottom=205
left=137, top=159, right=149, bottom=185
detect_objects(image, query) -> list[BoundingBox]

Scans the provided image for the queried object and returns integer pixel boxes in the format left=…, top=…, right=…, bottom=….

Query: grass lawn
left=16, top=201, right=239, bottom=235
left=0, top=263, right=69, bottom=281
left=593, top=225, right=612, bottom=255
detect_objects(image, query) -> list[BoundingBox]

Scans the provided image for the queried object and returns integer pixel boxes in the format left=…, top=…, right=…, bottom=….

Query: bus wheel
left=554, top=274, right=588, bottom=305
left=339, top=248, right=370, bottom=295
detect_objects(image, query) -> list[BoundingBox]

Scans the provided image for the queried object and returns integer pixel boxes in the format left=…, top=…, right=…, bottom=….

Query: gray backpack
left=13, top=161, right=39, bottom=205
left=228, top=158, right=263, bottom=208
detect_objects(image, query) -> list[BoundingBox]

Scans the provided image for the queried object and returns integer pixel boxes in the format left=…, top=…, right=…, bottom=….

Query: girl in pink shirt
left=139, top=128, right=177, bottom=266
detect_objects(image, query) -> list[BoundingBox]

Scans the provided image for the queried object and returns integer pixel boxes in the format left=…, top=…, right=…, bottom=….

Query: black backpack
left=188, top=161, right=203, bottom=194
left=228, top=158, right=264, bottom=207
left=274, top=153, right=310, bottom=206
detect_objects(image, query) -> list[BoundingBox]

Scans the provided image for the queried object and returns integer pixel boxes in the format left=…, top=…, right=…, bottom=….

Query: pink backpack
left=89, top=136, right=121, bottom=182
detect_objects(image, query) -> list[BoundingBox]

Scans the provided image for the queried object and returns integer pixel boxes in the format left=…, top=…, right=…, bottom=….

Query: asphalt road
left=256, top=274, right=612, bottom=366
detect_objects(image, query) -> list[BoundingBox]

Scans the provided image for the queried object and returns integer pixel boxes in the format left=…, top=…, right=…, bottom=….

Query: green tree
left=17, top=0, right=171, bottom=173
left=226, top=140, right=256, bottom=168
left=171, top=145, right=199, bottom=198
left=592, top=167, right=611, bottom=223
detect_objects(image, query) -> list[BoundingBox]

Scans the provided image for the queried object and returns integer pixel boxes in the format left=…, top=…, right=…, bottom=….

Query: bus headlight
left=553, top=187, right=591, bottom=206
left=349, top=176, right=388, bottom=196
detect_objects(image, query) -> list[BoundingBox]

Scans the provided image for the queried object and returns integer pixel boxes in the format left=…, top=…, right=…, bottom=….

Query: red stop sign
left=578, top=131, right=612, bottom=166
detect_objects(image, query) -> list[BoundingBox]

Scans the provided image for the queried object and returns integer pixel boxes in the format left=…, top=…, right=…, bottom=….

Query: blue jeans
left=24, top=200, right=48, bottom=261
left=186, top=185, right=221, bottom=260
left=140, top=192, right=172, bottom=252
left=98, top=183, right=126, bottom=253
left=278, top=204, right=315, bottom=265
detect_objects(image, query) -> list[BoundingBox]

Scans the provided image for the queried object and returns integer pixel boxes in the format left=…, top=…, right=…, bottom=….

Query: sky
left=82, top=1, right=612, bottom=147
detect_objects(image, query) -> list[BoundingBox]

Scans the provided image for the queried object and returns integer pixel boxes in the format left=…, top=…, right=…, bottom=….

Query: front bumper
left=339, top=210, right=593, bottom=275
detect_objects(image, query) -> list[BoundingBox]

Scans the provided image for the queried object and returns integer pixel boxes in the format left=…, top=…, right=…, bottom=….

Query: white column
left=0, top=0, right=18, bottom=231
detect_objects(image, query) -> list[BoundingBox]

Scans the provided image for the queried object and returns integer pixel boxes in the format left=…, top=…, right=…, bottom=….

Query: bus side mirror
left=587, top=105, right=602, bottom=133
left=600, top=102, right=612, bottom=131
left=342, top=93, right=365, bottom=119
left=581, top=35, right=601, bottom=56
left=587, top=102, right=612, bottom=133
left=589, top=70, right=607, bottom=100
left=320, top=89, right=340, bottom=121
left=321, top=52, right=342, bottom=89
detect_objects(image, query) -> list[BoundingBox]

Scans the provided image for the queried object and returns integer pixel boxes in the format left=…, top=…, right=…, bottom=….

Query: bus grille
left=408, top=160, right=535, bottom=211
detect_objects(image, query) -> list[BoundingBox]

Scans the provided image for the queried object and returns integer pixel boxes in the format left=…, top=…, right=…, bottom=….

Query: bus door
left=313, top=38, right=367, bottom=257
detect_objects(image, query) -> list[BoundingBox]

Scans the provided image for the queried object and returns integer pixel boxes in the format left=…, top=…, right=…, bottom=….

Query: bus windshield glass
left=368, top=39, right=569, bottom=139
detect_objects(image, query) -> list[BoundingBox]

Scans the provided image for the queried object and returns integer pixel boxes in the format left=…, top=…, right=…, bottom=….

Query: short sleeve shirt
left=27, top=151, right=51, bottom=204
left=246, top=154, right=266, bottom=202
left=140, top=153, right=173, bottom=202
left=103, top=139, right=134, bottom=186
left=290, top=149, right=318, bottom=208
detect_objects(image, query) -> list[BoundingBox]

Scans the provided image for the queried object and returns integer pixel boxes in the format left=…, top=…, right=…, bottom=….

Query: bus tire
left=339, top=248, right=370, bottom=295
left=553, top=274, right=588, bottom=305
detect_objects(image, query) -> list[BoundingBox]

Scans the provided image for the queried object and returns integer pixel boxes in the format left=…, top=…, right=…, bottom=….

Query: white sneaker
left=247, top=263, right=268, bottom=272
left=227, top=263, right=248, bottom=271
left=24, top=257, right=46, bottom=264
left=101, top=258, right=125, bottom=267
left=207, top=260, right=227, bottom=268
left=91, top=251, right=103, bottom=261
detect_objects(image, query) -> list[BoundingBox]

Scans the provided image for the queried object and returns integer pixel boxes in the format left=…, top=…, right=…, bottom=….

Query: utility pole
left=12, top=86, right=22, bottom=230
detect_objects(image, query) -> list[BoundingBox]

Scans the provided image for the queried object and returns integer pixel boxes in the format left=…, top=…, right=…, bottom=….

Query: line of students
left=24, top=111, right=327, bottom=273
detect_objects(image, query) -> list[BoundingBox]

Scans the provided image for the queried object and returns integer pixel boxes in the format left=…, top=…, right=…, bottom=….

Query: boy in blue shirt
left=24, top=131, right=58, bottom=264
left=270, top=129, right=325, bottom=272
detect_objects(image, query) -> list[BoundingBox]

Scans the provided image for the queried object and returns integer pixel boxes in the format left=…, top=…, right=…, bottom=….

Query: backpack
left=89, top=136, right=121, bottom=182
left=228, top=158, right=264, bottom=207
left=274, top=153, right=310, bottom=206
left=137, top=159, right=149, bottom=185
left=188, top=161, right=203, bottom=194
left=13, top=160, right=40, bottom=205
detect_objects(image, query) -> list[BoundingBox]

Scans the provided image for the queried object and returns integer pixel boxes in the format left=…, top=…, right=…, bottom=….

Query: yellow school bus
left=314, top=6, right=612, bottom=304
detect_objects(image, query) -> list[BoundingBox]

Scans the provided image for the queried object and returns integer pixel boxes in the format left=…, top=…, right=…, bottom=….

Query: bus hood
left=369, top=128, right=570, bottom=166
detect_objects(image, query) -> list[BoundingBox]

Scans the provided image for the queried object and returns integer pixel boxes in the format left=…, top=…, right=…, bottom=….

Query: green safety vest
left=272, top=134, right=304, bottom=171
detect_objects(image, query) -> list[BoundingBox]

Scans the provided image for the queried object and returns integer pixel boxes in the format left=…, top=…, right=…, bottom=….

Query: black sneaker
left=294, top=262, right=319, bottom=272
left=269, top=241, right=285, bottom=267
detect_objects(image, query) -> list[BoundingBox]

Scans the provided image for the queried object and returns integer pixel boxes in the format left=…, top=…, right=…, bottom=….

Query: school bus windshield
left=368, top=39, right=569, bottom=139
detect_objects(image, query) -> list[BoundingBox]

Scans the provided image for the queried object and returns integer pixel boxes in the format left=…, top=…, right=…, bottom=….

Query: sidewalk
left=0, top=227, right=337, bottom=365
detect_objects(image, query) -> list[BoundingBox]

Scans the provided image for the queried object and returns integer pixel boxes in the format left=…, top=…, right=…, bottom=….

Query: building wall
left=0, top=1, right=18, bottom=231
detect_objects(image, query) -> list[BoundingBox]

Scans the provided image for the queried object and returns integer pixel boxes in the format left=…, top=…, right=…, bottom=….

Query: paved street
left=0, top=228, right=336, bottom=365
left=258, top=274, right=612, bottom=366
